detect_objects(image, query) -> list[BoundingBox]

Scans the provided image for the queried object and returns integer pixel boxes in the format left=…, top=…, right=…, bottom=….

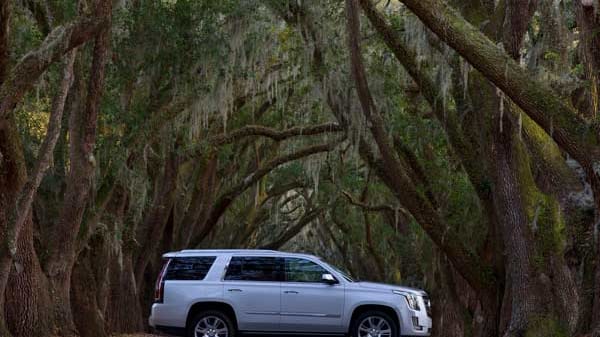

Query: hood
left=355, top=281, right=427, bottom=295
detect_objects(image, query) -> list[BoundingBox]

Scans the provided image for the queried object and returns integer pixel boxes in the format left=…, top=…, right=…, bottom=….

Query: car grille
left=423, top=296, right=431, bottom=317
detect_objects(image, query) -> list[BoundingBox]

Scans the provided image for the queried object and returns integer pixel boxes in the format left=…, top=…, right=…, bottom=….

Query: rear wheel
left=351, top=310, right=398, bottom=337
left=187, top=310, right=236, bottom=337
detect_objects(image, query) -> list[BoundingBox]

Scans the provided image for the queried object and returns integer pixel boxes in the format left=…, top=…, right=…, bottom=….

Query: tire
left=187, top=310, right=236, bottom=337
left=350, top=310, right=399, bottom=337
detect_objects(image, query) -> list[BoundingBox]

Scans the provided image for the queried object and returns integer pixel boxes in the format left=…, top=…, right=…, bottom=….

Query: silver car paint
left=149, top=250, right=432, bottom=336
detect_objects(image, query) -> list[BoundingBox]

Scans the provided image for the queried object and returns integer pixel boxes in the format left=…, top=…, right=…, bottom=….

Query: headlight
left=393, top=291, right=421, bottom=311
left=405, top=294, right=421, bottom=311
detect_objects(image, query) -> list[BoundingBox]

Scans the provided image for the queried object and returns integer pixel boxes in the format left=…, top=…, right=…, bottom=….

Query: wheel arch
left=348, top=304, right=402, bottom=335
left=186, top=301, right=239, bottom=331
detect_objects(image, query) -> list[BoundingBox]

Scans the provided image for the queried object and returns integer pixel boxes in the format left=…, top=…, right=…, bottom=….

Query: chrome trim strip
left=246, top=311, right=280, bottom=316
left=280, top=312, right=341, bottom=318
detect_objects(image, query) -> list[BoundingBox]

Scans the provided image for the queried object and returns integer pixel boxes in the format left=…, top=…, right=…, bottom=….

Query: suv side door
left=223, top=256, right=283, bottom=332
left=280, top=257, right=345, bottom=333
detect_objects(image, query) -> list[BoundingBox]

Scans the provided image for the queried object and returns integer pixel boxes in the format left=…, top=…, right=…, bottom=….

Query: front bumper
left=398, top=298, right=432, bottom=336
left=402, top=313, right=432, bottom=336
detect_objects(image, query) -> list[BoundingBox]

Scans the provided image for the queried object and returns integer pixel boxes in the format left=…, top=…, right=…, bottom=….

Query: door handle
left=228, top=289, right=243, bottom=292
left=284, top=290, right=299, bottom=294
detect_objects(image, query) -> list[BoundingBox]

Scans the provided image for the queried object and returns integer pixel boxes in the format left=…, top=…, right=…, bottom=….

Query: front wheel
left=351, top=310, right=399, bottom=337
left=187, top=310, right=236, bottom=337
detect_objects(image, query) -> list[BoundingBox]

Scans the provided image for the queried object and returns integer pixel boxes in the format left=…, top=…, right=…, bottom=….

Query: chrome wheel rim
left=358, top=316, right=392, bottom=337
left=194, top=316, right=229, bottom=337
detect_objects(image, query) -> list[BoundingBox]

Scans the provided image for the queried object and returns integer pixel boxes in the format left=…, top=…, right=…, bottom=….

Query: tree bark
left=5, top=212, right=54, bottom=337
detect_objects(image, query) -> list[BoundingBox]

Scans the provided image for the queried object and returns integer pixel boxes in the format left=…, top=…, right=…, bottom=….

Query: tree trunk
left=134, top=150, right=180, bottom=288
left=594, top=234, right=600, bottom=335
left=0, top=0, right=10, bottom=85
left=0, top=4, right=11, bottom=332
left=105, top=185, right=144, bottom=334
left=175, top=155, right=218, bottom=249
left=43, top=5, right=111, bottom=334
left=107, top=251, right=144, bottom=333
left=71, top=232, right=111, bottom=337
left=5, top=212, right=54, bottom=337
left=490, top=102, right=545, bottom=337
left=575, top=0, right=600, bottom=118
left=0, top=116, right=27, bottom=337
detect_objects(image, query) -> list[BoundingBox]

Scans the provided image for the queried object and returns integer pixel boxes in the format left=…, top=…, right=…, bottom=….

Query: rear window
left=165, top=256, right=216, bottom=281
left=224, top=256, right=283, bottom=282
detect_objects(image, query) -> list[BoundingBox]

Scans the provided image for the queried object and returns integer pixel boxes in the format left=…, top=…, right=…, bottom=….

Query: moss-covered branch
left=377, top=0, right=599, bottom=179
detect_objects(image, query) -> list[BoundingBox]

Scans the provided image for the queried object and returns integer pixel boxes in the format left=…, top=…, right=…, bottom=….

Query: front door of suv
left=280, top=257, right=345, bottom=333
left=223, top=256, right=283, bottom=332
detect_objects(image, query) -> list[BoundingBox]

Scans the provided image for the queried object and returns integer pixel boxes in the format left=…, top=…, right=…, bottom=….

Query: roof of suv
left=163, top=249, right=319, bottom=260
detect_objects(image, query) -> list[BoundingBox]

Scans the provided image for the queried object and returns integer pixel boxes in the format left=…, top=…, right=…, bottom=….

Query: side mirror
left=322, top=273, right=339, bottom=285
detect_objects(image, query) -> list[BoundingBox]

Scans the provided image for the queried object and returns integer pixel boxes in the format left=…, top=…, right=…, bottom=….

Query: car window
left=285, top=258, right=329, bottom=282
left=165, top=256, right=216, bottom=280
left=224, top=256, right=283, bottom=282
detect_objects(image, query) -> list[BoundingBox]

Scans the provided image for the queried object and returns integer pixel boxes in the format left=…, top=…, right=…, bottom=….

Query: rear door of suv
left=223, top=256, right=283, bottom=332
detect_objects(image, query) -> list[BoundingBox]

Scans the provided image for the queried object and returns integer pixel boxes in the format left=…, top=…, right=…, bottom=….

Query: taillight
left=154, top=258, right=171, bottom=303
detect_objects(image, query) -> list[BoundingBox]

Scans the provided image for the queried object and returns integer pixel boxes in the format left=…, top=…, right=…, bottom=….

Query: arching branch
left=261, top=206, right=325, bottom=250
left=346, top=0, right=493, bottom=293
left=211, top=123, right=344, bottom=146
left=361, top=0, right=600, bottom=209
left=192, top=141, right=342, bottom=245
left=0, top=7, right=110, bottom=119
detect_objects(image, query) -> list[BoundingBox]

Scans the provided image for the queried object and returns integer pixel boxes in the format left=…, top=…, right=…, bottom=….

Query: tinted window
left=165, top=257, right=216, bottom=281
left=285, top=258, right=328, bottom=282
left=224, top=257, right=283, bottom=282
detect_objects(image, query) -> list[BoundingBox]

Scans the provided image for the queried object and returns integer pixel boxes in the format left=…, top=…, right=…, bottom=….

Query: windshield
left=322, top=260, right=357, bottom=282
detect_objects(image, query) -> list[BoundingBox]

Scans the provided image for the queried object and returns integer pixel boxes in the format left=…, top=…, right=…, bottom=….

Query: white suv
left=149, top=249, right=432, bottom=337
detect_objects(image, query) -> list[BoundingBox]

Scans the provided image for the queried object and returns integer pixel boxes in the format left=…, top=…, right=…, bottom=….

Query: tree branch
left=342, top=190, right=407, bottom=215
left=347, top=0, right=493, bottom=292
left=0, top=7, right=110, bottom=119
left=368, top=0, right=600, bottom=199
left=211, top=123, right=344, bottom=146
left=261, top=207, right=325, bottom=250
left=192, top=141, right=342, bottom=244
left=6, top=49, right=77, bottom=258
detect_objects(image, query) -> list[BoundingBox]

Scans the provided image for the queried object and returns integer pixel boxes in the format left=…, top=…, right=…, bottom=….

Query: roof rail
left=178, top=249, right=280, bottom=254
